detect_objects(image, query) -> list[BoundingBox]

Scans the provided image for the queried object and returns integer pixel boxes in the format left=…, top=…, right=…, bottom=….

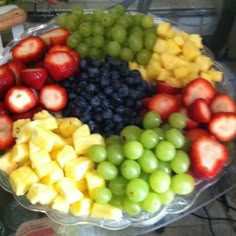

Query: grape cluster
left=61, top=57, right=155, bottom=136
left=87, top=111, right=195, bottom=216
left=57, top=5, right=157, bottom=65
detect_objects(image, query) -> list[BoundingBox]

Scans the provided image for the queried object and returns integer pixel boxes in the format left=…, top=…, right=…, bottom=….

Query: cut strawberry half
left=12, top=36, right=46, bottom=65
left=40, top=28, right=70, bottom=47
left=156, top=81, right=181, bottom=95
left=210, top=94, right=236, bottom=113
left=182, top=78, right=216, bottom=106
left=188, top=98, right=211, bottom=123
left=0, top=101, right=10, bottom=115
left=0, top=114, right=15, bottom=150
left=44, top=51, right=77, bottom=81
left=190, top=135, right=228, bottom=179
left=20, top=68, right=48, bottom=90
left=39, top=84, right=68, bottom=112
left=48, top=45, right=72, bottom=53
left=208, top=112, right=236, bottom=142
left=4, top=86, right=38, bottom=114
left=185, top=128, right=211, bottom=141
left=7, top=59, right=26, bottom=85
left=178, top=106, right=199, bottom=129
left=0, top=65, right=16, bottom=98
left=146, top=93, right=179, bottom=120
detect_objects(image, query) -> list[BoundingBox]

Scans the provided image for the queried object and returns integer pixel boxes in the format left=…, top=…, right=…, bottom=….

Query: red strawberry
left=4, top=86, right=38, bottom=114
left=12, top=106, right=43, bottom=121
left=40, top=28, right=70, bottom=47
left=39, top=84, right=68, bottom=112
left=182, top=78, right=216, bottom=106
left=0, top=65, right=16, bottom=98
left=20, top=68, right=48, bottom=90
left=12, top=36, right=46, bottom=65
left=188, top=98, right=211, bottom=123
left=185, top=128, right=211, bottom=141
left=0, top=114, right=15, bottom=150
left=210, top=94, right=236, bottom=113
left=146, top=93, right=179, bottom=120
left=69, top=51, right=80, bottom=72
left=190, top=135, right=228, bottom=179
left=208, top=112, right=236, bottom=142
left=48, top=45, right=72, bottom=53
left=156, top=81, right=181, bottom=95
left=0, top=102, right=10, bottom=115
left=178, top=106, right=199, bottom=129
left=7, top=59, right=26, bottom=85
left=44, top=51, right=77, bottom=81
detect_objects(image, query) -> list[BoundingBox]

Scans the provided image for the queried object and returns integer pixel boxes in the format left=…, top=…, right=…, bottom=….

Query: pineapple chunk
left=173, top=66, right=191, bottom=79
left=51, top=135, right=66, bottom=151
left=208, top=69, right=223, bottom=82
left=57, top=118, right=82, bottom=138
left=182, top=40, right=201, bottom=61
left=129, top=62, right=139, bottom=70
left=167, top=39, right=181, bottom=55
left=146, top=61, right=161, bottom=79
left=153, top=38, right=167, bottom=53
left=30, top=150, right=51, bottom=168
left=179, top=31, right=190, bottom=41
left=90, top=203, right=122, bottom=220
left=73, top=124, right=90, bottom=139
left=56, top=177, right=84, bottom=204
left=28, top=141, right=41, bottom=154
left=70, top=197, right=92, bottom=216
left=173, top=34, right=185, bottom=47
left=51, top=195, right=70, bottom=213
left=189, top=34, right=203, bottom=49
left=9, top=166, right=39, bottom=195
left=158, top=68, right=173, bottom=81
left=85, top=170, right=105, bottom=198
left=52, top=145, right=77, bottom=168
left=160, top=53, right=179, bottom=70
left=64, top=157, right=94, bottom=181
left=0, top=151, right=18, bottom=175
left=37, top=117, right=58, bottom=131
left=76, top=178, right=87, bottom=193
left=26, top=183, right=57, bottom=205
left=165, top=77, right=183, bottom=88
left=12, top=119, right=31, bottom=138
left=34, top=161, right=60, bottom=179
left=41, top=165, right=64, bottom=185
left=11, top=143, right=29, bottom=164
left=33, top=110, right=53, bottom=120
left=137, top=66, right=148, bottom=81
left=156, top=22, right=171, bottom=38
left=195, top=55, right=214, bottom=72
left=73, top=133, right=105, bottom=155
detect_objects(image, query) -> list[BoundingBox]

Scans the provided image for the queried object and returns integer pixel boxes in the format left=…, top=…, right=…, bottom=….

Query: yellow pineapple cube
left=146, top=61, right=161, bottom=79
left=73, top=124, right=90, bottom=140
left=173, top=34, right=185, bottom=47
left=51, top=195, right=70, bottom=213
left=76, top=178, right=87, bottom=193
left=160, top=53, right=179, bottom=70
left=167, top=39, right=181, bottom=55
left=28, top=141, right=41, bottom=154
left=200, top=71, right=213, bottom=82
left=26, top=183, right=57, bottom=205
left=208, top=69, right=223, bottom=82
left=179, top=31, right=190, bottom=41
left=189, top=34, right=203, bottom=49
left=11, top=143, right=29, bottom=164
left=156, top=22, right=171, bottom=38
left=63, top=137, right=73, bottom=146
left=0, top=151, right=18, bottom=175
left=85, top=170, right=105, bottom=198
left=33, top=110, right=53, bottom=120
left=64, top=156, right=94, bottom=181
left=182, top=40, right=201, bottom=61
left=41, top=165, right=64, bottom=185
left=173, top=66, right=191, bottom=79
left=137, top=66, right=148, bottom=81
left=158, top=68, right=173, bottom=81
left=9, top=166, right=39, bottom=195
left=37, top=117, right=58, bottom=131
left=129, top=62, right=139, bottom=70
left=56, top=177, right=84, bottom=204
left=34, top=161, right=60, bottom=179
left=30, top=149, right=51, bottom=169
left=70, top=197, right=92, bottom=216
left=51, top=135, right=66, bottom=151
left=12, top=119, right=31, bottom=138
left=165, top=77, right=183, bottom=88
left=90, top=203, right=122, bottom=220
left=153, top=38, right=167, bottom=53
left=165, top=28, right=176, bottom=39
left=73, top=133, right=105, bottom=155
left=57, top=118, right=82, bottom=138
left=195, top=55, right=214, bottom=72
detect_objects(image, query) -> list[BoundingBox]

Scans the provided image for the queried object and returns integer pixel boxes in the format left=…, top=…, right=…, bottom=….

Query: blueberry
left=112, top=81, right=122, bottom=90
left=87, top=120, right=96, bottom=131
left=118, top=85, right=129, bottom=97
left=129, top=69, right=142, bottom=80
left=106, top=56, right=121, bottom=67
left=88, top=67, right=100, bottom=78
left=110, top=71, right=120, bottom=80
left=112, top=93, right=122, bottom=104
left=101, top=98, right=110, bottom=109
left=80, top=59, right=88, bottom=70
left=79, top=72, right=89, bottom=81
left=102, top=109, right=113, bottom=119
left=68, top=92, right=77, bottom=100
left=86, top=84, right=97, bottom=93
left=90, top=60, right=103, bottom=68
left=101, top=64, right=111, bottom=73
left=113, top=113, right=123, bottom=123
left=94, top=114, right=103, bottom=123
left=81, top=111, right=92, bottom=123
left=91, top=96, right=101, bottom=106
left=103, top=86, right=113, bottom=96
left=115, top=105, right=126, bottom=114
left=100, top=76, right=110, bottom=87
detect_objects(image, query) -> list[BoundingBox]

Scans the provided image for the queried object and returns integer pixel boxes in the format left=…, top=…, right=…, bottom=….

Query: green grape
left=152, top=128, right=165, bottom=140
left=57, top=13, right=68, bottom=27
left=139, top=129, right=159, bottom=149
left=78, top=22, right=92, bottom=37
left=144, top=33, right=157, bottom=50
left=136, top=49, right=152, bottom=65
left=109, top=195, right=124, bottom=208
left=143, top=111, right=162, bottom=129
left=106, top=41, right=121, bottom=57
left=120, top=47, right=134, bottom=61
left=100, top=13, right=115, bottom=27
left=171, top=173, right=195, bottom=195
left=82, top=13, right=94, bottom=22
left=165, top=128, right=185, bottom=149
left=140, top=171, right=150, bottom=181
left=120, top=125, right=142, bottom=141
left=158, top=189, right=175, bottom=205
left=107, top=144, right=125, bottom=165
left=117, top=14, right=133, bottom=28
left=123, top=198, right=142, bottom=216
left=123, top=140, right=144, bottom=160
left=121, top=160, right=141, bottom=180
left=158, top=161, right=172, bottom=175
left=106, top=135, right=122, bottom=145
left=66, top=14, right=78, bottom=32
left=85, top=37, right=93, bottom=47
left=155, top=140, right=176, bottom=162
left=71, top=6, right=84, bottom=19
left=92, top=35, right=105, bottom=48
left=108, top=176, right=128, bottom=197
left=67, top=35, right=79, bottom=49
left=88, top=47, right=103, bottom=60
left=149, top=170, right=171, bottom=193
left=111, top=25, right=127, bottom=44
left=92, top=23, right=105, bottom=35
left=138, top=149, right=159, bottom=174
left=144, top=27, right=156, bottom=35
left=109, top=4, right=125, bottom=16
left=168, top=112, right=187, bottom=129
left=128, top=34, right=143, bottom=52
left=170, top=150, right=190, bottom=174
left=105, top=28, right=114, bottom=40
left=88, top=144, right=107, bottom=163
left=141, top=192, right=162, bottom=213
left=97, top=161, right=118, bottom=180
left=129, top=26, right=144, bottom=38
left=141, top=15, right=154, bottom=28
left=126, top=178, right=149, bottom=202
left=93, top=9, right=104, bottom=21
left=161, top=123, right=172, bottom=131
left=133, top=13, right=144, bottom=25
left=75, top=43, right=89, bottom=57
left=93, top=187, right=112, bottom=204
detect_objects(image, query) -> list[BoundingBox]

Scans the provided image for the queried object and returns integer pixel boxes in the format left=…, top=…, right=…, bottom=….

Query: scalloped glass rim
left=0, top=15, right=235, bottom=230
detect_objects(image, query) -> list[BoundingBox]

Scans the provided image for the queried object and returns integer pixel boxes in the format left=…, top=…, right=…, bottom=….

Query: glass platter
left=0, top=15, right=235, bottom=230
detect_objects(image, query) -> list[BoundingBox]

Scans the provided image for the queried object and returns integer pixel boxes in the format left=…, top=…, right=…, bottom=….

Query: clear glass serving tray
left=0, top=15, right=235, bottom=230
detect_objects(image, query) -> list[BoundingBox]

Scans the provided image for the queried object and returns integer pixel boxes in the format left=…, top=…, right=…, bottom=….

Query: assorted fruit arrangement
left=0, top=4, right=235, bottom=223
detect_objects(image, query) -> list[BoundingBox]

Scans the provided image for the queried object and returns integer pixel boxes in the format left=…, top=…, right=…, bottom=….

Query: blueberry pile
left=61, top=57, right=155, bottom=136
